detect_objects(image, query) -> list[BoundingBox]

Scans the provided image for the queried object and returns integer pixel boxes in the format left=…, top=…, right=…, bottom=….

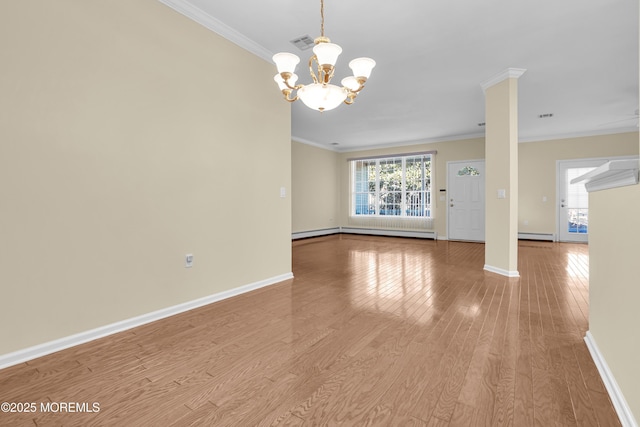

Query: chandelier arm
left=344, top=92, right=357, bottom=105
left=279, top=72, right=304, bottom=91
left=283, top=91, right=299, bottom=103
left=350, top=77, right=368, bottom=94
left=283, top=80, right=303, bottom=91
left=308, top=55, right=320, bottom=84
left=350, top=85, right=365, bottom=94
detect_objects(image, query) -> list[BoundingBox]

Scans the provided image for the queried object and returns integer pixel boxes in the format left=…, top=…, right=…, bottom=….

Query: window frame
left=351, top=153, right=433, bottom=218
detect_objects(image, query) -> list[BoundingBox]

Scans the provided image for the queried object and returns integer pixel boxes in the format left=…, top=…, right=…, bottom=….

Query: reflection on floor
left=0, top=235, right=619, bottom=426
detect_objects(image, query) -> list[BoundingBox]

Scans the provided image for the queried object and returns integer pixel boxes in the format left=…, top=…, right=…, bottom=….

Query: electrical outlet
left=185, top=254, right=194, bottom=268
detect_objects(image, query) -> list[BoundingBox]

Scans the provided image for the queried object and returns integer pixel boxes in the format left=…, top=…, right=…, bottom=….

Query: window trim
left=350, top=153, right=434, bottom=219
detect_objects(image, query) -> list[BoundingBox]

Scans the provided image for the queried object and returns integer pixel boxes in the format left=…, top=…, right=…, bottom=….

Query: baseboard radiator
left=292, top=228, right=341, bottom=240
left=292, top=227, right=436, bottom=240
left=293, top=216, right=436, bottom=241
left=518, top=232, right=555, bottom=242
left=294, top=229, right=548, bottom=242
left=340, top=227, right=436, bottom=239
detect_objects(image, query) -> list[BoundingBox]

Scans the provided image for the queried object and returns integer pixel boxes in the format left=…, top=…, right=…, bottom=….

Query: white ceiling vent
left=290, top=35, right=315, bottom=51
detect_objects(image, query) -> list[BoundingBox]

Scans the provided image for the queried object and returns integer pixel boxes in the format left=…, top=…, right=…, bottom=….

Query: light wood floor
left=0, top=235, right=620, bottom=426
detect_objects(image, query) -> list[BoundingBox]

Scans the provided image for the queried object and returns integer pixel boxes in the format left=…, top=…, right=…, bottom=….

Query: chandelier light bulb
left=312, top=42, right=342, bottom=67
left=349, top=57, right=376, bottom=79
left=272, top=52, right=300, bottom=74
left=341, top=76, right=361, bottom=92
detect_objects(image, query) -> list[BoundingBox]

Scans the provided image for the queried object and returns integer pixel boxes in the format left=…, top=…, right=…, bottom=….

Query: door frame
left=555, top=155, right=636, bottom=242
left=447, top=159, right=486, bottom=242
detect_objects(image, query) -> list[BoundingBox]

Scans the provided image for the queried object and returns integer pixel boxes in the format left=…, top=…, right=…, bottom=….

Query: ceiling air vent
left=290, top=35, right=315, bottom=51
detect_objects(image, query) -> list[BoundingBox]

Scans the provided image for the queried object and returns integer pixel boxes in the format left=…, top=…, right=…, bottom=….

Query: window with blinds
left=351, top=154, right=432, bottom=218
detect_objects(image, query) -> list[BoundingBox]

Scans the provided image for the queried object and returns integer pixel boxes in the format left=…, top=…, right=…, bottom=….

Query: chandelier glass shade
left=272, top=0, right=375, bottom=112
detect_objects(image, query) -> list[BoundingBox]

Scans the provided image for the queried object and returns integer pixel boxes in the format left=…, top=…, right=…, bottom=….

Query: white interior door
left=557, top=159, right=605, bottom=242
left=447, top=160, right=485, bottom=241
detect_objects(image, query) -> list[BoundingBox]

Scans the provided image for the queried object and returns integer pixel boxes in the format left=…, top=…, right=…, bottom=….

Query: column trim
left=480, top=68, right=527, bottom=93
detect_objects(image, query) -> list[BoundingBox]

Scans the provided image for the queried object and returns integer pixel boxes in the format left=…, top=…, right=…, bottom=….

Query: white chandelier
left=272, top=0, right=376, bottom=112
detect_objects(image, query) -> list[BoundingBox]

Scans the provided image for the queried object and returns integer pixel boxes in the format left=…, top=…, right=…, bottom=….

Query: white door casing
left=447, top=160, right=486, bottom=242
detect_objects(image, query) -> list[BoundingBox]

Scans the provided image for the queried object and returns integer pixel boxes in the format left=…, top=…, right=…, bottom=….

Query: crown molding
left=291, top=136, right=341, bottom=152
left=157, top=0, right=273, bottom=62
left=335, top=132, right=486, bottom=153
left=518, top=126, right=638, bottom=143
left=480, top=68, right=527, bottom=93
left=295, top=126, right=638, bottom=153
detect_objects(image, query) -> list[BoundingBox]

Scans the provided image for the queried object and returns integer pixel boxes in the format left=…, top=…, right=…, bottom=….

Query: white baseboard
left=437, top=235, right=448, bottom=240
left=292, top=227, right=340, bottom=240
left=340, top=227, right=436, bottom=239
left=0, top=272, right=294, bottom=371
left=584, top=331, right=638, bottom=427
left=483, top=264, right=520, bottom=278
left=518, top=232, right=555, bottom=241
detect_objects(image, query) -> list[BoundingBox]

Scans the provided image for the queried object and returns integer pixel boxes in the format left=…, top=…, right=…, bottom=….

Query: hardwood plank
left=449, top=401, right=480, bottom=427
left=468, top=279, right=513, bottom=426
left=456, top=284, right=504, bottom=412
left=0, top=236, right=622, bottom=426
left=430, top=282, right=496, bottom=421
left=491, top=282, right=519, bottom=426
left=572, top=343, right=622, bottom=427
left=549, top=345, right=579, bottom=426
left=514, top=273, right=534, bottom=427
left=560, top=343, right=599, bottom=427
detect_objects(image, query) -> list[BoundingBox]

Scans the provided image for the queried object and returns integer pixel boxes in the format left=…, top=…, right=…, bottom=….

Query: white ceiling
left=161, top=0, right=639, bottom=151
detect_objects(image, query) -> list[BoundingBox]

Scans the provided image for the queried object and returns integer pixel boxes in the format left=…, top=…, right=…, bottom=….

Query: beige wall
left=292, top=133, right=638, bottom=241
left=336, top=138, right=485, bottom=238
left=586, top=11, right=640, bottom=420
left=519, top=132, right=638, bottom=235
left=291, top=141, right=340, bottom=233
left=0, top=1, right=291, bottom=355
left=589, top=183, right=640, bottom=421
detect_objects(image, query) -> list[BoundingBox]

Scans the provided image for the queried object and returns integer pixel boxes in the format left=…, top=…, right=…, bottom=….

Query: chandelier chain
left=320, top=0, right=325, bottom=37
